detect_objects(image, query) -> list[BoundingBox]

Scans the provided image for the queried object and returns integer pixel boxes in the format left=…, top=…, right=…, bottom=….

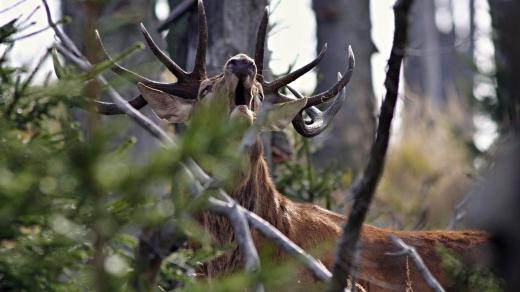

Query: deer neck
left=202, top=139, right=289, bottom=275
left=205, top=140, right=289, bottom=240
left=229, top=140, right=283, bottom=219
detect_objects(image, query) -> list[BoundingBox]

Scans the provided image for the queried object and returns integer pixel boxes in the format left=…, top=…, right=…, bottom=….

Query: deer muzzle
left=227, top=58, right=254, bottom=82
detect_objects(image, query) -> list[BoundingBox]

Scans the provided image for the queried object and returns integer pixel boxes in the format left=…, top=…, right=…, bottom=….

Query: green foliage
left=0, top=14, right=256, bottom=291
left=436, top=245, right=504, bottom=292
left=273, top=131, right=349, bottom=209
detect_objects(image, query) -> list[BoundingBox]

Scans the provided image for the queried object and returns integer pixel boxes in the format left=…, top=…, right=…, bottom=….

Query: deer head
left=89, top=0, right=355, bottom=138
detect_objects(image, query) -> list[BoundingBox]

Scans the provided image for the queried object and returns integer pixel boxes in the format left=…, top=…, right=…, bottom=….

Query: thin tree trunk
left=312, top=0, right=376, bottom=172
left=404, top=0, right=444, bottom=106
left=469, top=0, right=475, bottom=61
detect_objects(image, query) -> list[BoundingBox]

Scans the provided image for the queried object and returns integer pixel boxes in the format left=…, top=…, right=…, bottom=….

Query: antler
left=288, top=73, right=347, bottom=137
left=254, top=7, right=355, bottom=137
left=254, top=6, right=269, bottom=82
left=306, top=46, right=355, bottom=107
left=254, top=7, right=329, bottom=104
left=63, top=0, right=208, bottom=115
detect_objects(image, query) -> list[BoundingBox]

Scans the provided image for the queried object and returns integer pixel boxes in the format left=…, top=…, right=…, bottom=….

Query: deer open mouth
left=234, top=80, right=248, bottom=107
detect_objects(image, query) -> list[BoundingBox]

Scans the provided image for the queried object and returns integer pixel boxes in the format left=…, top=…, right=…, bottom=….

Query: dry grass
left=370, top=97, right=475, bottom=229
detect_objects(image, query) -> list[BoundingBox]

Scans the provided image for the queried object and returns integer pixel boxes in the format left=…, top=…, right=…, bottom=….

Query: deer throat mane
left=203, top=140, right=288, bottom=238
left=201, top=140, right=291, bottom=276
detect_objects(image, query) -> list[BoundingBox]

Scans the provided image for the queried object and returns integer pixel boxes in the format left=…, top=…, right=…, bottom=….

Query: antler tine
left=306, top=45, right=355, bottom=108
left=95, top=30, right=168, bottom=89
left=52, top=48, right=148, bottom=115
left=140, top=23, right=187, bottom=79
left=264, top=44, right=328, bottom=93
left=288, top=72, right=347, bottom=137
left=254, top=6, right=269, bottom=81
left=192, top=0, right=208, bottom=79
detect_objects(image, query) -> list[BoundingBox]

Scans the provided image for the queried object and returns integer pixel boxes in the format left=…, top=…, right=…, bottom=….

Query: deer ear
left=262, top=97, right=308, bottom=131
left=137, top=83, right=196, bottom=123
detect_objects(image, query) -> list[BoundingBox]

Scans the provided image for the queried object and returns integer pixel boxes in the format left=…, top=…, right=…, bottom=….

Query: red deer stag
left=87, top=1, right=488, bottom=290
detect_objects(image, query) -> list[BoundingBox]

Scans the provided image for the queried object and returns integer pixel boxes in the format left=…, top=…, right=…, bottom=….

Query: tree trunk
left=489, top=0, right=520, bottom=132
left=405, top=0, right=475, bottom=107
left=178, top=0, right=268, bottom=76
left=404, top=0, right=444, bottom=106
left=312, top=0, right=376, bottom=172
left=62, top=0, right=163, bottom=160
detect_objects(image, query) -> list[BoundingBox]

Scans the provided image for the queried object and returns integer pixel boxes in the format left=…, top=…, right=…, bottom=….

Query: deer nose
left=228, top=59, right=253, bottom=80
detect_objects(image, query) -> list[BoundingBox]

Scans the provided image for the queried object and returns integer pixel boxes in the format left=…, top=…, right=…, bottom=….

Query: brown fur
left=200, top=141, right=489, bottom=291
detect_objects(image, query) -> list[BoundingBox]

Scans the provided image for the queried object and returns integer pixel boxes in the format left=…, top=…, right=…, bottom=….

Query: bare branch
left=55, top=42, right=172, bottom=143
left=244, top=206, right=333, bottom=282
left=41, top=0, right=82, bottom=58
left=386, top=236, right=445, bottom=292
left=18, top=5, right=39, bottom=27
left=0, top=0, right=27, bottom=15
left=327, top=0, right=414, bottom=291
left=12, top=24, right=52, bottom=41
left=208, top=197, right=264, bottom=292
left=447, top=193, right=471, bottom=230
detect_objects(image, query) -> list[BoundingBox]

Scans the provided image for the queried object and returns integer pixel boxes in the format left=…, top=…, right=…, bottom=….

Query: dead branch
left=208, top=198, right=264, bottom=292
left=327, top=0, right=414, bottom=291
left=386, top=236, right=445, bottom=292
left=0, top=0, right=27, bottom=14
left=447, top=193, right=471, bottom=230
left=244, top=205, right=333, bottom=282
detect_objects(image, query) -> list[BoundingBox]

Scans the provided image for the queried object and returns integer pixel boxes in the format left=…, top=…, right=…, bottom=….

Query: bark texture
left=176, top=0, right=269, bottom=76
left=312, top=0, right=376, bottom=172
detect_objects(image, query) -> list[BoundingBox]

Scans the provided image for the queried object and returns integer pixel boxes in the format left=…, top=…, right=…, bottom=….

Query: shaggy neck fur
left=201, top=140, right=291, bottom=276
